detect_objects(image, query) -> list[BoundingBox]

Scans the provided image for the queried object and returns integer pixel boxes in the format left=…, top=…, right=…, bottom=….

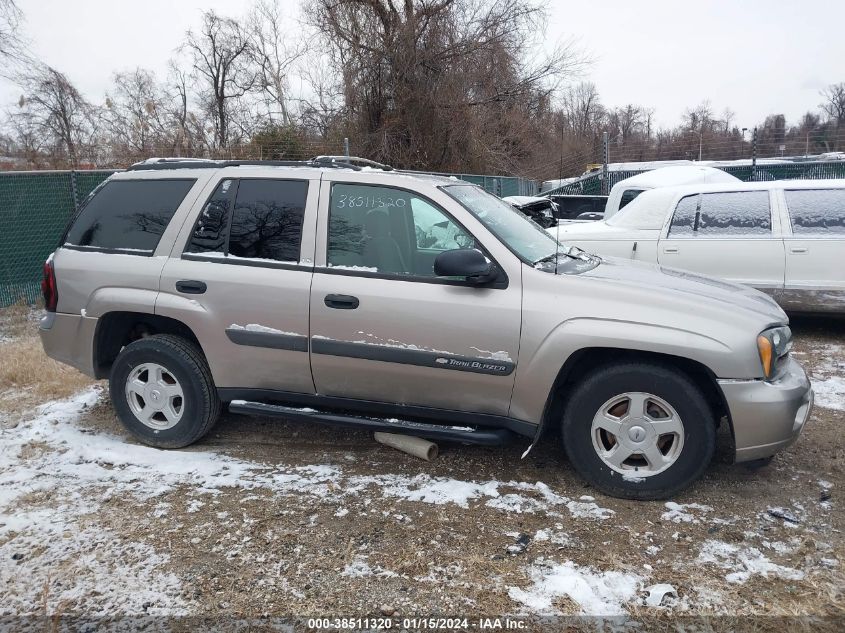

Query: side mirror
left=434, top=249, right=497, bottom=284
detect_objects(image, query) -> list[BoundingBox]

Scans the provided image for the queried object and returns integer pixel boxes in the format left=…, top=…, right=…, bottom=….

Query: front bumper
left=718, top=356, right=813, bottom=462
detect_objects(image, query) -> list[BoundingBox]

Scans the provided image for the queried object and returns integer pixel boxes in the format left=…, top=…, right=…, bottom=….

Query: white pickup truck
left=548, top=179, right=845, bottom=313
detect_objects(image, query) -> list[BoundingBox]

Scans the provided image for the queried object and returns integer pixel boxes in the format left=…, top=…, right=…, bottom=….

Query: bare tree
left=306, top=0, right=584, bottom=171
left=561, top=82, right=604, bottom=139
left=248, top=0, right=307, bottom=126
left=0, top=0, right=27, bottom=69
left=104, top=69, right=167, bottom=157
left=820, top=82, right=845, bottom=124
left=13, top=64, right=95, bottom=165
left=183, top=10, right=257, bottom=149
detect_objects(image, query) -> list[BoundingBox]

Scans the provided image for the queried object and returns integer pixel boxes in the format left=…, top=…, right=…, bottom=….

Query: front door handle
left=663, top=246, right=679, bottom=254
left=325, top=294, right=359, bottom=309
left=176, top=280, right=207, bottom=294
left=790, top=247, right=808, bottom=254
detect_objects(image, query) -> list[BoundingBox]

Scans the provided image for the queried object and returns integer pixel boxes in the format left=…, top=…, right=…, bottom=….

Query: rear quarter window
left=785, top=189, right=845, bottom=235
left=668, top=191, right=771, bottom=237
left=64, top=179, right=195, bottom=252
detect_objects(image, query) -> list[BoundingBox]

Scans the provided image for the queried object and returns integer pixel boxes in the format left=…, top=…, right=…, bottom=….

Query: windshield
left=442, top=185, right=560, bottom=263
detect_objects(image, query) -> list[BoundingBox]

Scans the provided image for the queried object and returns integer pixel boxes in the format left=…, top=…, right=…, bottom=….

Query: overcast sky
left=2, top=0, right=843, bottom=129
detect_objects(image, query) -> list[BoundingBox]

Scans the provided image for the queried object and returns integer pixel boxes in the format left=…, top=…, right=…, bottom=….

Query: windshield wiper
left=533, top=246, right=585, bottom=265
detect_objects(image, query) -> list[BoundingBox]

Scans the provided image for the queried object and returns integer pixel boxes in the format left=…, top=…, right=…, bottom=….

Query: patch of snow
left=697, top=540, right=804, bottom=584
left=508, top=559, right=643, bottom=615
left=810, top=376, right=845, bottom=411
left=228, top=323, right=302, bottom=336
left=661, top=502, right=712, bottom=523
left=469, top=346, right=513, bottom=362
left=622, top=474, right=645, bottom=483
left=340, top=556, right=398, bottom=578
left=328, top=264, right=378, bottom=272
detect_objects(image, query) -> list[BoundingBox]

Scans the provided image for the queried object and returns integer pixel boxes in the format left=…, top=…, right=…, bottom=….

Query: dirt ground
left=0, top=305, right=843, bottom=631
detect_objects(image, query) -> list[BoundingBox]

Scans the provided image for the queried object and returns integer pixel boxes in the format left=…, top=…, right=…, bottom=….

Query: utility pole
left=806, top=132, right=810, bottom=157
left=601, top=131, right=609, bottom=195
left=751, top=127, right=758, bottom=181
left=344, top=137, right=350, bottom=160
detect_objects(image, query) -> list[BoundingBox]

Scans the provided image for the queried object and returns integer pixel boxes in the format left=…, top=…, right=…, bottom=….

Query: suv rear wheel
left=561, top=362, right=716, bottom=500
left=109, top=334, right=220, bottom=448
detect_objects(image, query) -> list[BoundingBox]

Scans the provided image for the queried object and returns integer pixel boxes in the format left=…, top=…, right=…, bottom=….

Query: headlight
left=757, top=326, right=792, bottom=379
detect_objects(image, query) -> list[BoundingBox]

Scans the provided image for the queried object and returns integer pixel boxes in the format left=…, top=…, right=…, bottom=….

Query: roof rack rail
left=125, top=157, right=364, bottom=171
left=311, top=155, right=394, bottom=171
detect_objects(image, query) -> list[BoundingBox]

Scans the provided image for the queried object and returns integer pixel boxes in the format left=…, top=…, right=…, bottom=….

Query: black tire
left=561, top=362, right=716, bottom=500
left=109, top=334, right=221, bottom=448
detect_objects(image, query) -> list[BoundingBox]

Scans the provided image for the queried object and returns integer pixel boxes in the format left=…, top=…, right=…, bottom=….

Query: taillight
left=41, top=256, right=58, bottom=312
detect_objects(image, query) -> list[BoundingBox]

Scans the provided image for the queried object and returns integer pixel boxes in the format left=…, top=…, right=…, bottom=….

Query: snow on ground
left=660, top=502, right=712, bottom=524
left=0, top=389, right=189, bottom=615
left=805, top=344, right=845, bottom=411
left=508, top=559, right=643, bottom=615
left=696, top=540, right=805, bottom=584
left=1, top=388, right=619, bottom=615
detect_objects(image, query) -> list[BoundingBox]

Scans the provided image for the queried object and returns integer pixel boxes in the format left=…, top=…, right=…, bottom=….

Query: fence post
left=70, top=170, right=80, bottom=211
left=601, top=131, right=609, bottom=195
left=751, top=127, right=758, bottom=182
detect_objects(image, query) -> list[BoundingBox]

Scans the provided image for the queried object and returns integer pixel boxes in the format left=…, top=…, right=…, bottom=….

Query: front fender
left=509, top=316, right=737, bottom=425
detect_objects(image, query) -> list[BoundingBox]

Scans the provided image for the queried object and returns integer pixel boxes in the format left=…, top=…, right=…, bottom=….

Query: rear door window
left=668, top=191, right=771, bottom=237
left=185, top=178, right=308, bottom=262
left=228, top=179, right=308, bottom=262
left=785, top=189, right=845, bottom=235
left=65, top=179, right=195, bottom=253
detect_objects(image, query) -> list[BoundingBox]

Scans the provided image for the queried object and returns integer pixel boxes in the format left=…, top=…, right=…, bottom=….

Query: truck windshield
left=442, top=185, right=559, bottom=263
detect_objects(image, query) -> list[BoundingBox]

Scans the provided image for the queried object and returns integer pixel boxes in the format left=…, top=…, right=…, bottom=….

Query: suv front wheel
left=561, top=362, right=716, bottom=500
left=109, top=334, right=221, bottom=448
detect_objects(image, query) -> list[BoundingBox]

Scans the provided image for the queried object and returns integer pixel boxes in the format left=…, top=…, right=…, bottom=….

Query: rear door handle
left=324, top=294, right=359, bottom=309
left=790, top=247, right=808, bottom=254
left=176, top=280, right=207, bottom=294
left=663, top=246, right=679, bottom=254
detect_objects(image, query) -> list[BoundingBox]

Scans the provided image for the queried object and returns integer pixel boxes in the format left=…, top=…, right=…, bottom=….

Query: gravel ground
left=0, top=309, right=843, bottom=631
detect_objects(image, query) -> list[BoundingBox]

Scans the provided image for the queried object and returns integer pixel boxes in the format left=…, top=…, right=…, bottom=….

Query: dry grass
left=0, top=305, right=95, bottom=420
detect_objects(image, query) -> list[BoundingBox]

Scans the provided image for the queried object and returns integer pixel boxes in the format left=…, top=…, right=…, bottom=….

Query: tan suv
left=39, top=158, right=813, bottom=499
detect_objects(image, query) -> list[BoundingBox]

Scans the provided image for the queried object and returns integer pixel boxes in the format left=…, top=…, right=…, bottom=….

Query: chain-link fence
left=0, top=170, right=115, bottom=306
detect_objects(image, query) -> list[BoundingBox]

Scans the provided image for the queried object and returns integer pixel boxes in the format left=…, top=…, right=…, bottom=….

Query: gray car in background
left=39, top=158, right=813, bottom=499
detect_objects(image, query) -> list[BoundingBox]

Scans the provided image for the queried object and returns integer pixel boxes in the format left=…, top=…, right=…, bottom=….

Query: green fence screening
left=545, top=160, right=845, bottom=196
left=0, top=170, right=115, bottom=306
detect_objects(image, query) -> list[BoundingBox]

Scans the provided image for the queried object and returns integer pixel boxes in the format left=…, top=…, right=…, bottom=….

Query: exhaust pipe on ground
left=374, top=432, right=438, bottom=461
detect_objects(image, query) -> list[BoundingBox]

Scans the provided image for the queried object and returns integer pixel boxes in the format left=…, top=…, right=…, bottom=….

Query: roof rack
left=126, top=156, right=395, bottom=172
left=311, top=156, right=394, bottom=171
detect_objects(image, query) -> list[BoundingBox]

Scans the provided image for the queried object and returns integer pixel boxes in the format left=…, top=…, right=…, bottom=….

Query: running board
left=227, top=400, right=514, bottom=445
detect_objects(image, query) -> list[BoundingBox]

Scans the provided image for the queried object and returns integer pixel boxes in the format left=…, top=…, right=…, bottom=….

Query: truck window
left=785, top=189, right=845, bottom=235
left=618, top=188, right=643, bottom=210
left=64, top=179, right=195, bottom=253
left=228, top=179, right=308, bottom=262
left=668, top=192, right=771, bottom=238
left=185, top=179, right=235, bottom=254
left=185, top=179, right=308, bottom=262
left=328, top=183, right=474, bottom=276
